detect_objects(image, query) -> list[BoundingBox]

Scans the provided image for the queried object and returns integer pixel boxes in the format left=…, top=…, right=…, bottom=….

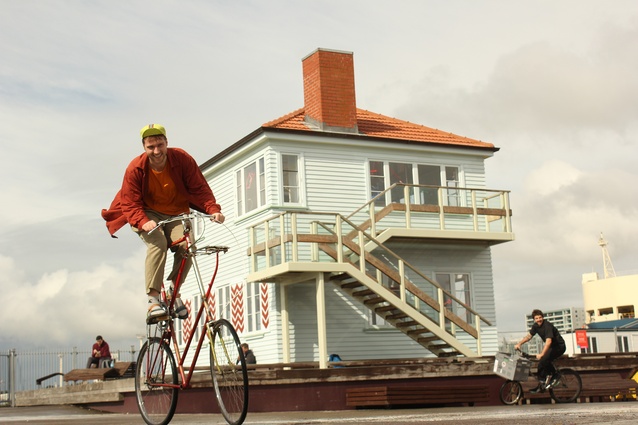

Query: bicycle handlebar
left=148, top=212, right=221, bottom=235
left=515, top=348, right=535, bottom=360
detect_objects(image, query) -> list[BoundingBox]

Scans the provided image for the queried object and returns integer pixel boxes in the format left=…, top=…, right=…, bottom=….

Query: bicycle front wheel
left=208, top=319, right=249, bottom=425
left=549, top=368, right=582, bottom=403
left=499, top=380, right=523, bottom=405
left=135, top=337, right=179, bottom=425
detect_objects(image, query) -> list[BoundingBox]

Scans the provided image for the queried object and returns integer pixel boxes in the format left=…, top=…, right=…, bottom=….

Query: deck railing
left=346, top=183, right=512, bottom=238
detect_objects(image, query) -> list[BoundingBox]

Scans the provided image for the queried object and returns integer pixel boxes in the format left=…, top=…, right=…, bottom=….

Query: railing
left=248, top=211, right=492, bottom=354
left=0, top=346, right=138, bottom=397
left=347, top=183, right=512, bottom=238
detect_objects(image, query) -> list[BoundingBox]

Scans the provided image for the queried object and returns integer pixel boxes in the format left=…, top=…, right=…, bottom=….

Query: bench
left=346, top=385, right=490, bottom=408
left=521, top=372, right=636, bottom=403
left=64, top=361, right=136, bottom=382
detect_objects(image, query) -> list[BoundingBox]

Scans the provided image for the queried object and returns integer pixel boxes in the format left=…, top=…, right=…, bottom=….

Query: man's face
left=533, top=314, right=544, bottom=326
left=97, top=338, right=103, bottom=346
left=143, top=136, right=168, bottom=168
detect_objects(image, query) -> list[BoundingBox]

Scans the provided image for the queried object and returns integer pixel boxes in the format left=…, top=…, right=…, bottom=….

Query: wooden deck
left=16, top=354, right=638, bottom=412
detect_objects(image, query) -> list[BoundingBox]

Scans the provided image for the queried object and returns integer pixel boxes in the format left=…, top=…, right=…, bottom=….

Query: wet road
left=1, top=403, right=638, bottom=424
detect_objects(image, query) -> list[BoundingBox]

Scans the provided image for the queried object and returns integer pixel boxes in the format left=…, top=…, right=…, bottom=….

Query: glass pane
left=389, top=162, right=412, bottom=203
left=418, top=165, right=440, bottom=205
left=369, top=161, right=385, bottom=206
left=282, top=154, right=299, bottom=204
left=244, top=162, right=258, bottom=212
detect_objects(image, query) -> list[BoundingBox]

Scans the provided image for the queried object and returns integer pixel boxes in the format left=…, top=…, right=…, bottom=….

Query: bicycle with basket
left=494, top=349, right=582, bottom=405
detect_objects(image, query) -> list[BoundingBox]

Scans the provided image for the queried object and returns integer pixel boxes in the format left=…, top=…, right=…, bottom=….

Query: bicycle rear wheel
left=208, top=319, right=249, bottom=425
left=549, top=368, right=582, bottom=403
left=499, top=380, right=523, bottom=405
left=135, top=337, right=179, bottom=425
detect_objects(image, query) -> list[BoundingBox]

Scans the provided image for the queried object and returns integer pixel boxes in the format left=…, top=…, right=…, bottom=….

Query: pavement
left=1, top=403, right=638, bottom=425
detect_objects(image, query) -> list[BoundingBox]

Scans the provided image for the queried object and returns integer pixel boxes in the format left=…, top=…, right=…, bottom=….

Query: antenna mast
left=598, top=233, right=616, bottom=279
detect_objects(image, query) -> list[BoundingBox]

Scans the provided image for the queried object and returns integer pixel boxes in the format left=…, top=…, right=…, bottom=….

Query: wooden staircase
left=316, top=224, right=486, bottom=357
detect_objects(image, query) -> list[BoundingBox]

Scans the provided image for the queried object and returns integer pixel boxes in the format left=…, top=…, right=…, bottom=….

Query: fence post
left=9, top=349, right=16, bottom=407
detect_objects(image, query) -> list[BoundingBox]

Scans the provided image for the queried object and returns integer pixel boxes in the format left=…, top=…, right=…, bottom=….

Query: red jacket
left=92, top=341, right=111, bottom=358
left=102, top=148, right=221, bottom=237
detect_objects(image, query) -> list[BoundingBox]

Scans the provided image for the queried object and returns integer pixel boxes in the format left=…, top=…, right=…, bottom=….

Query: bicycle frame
left=146, top=215, right=226, bottom=390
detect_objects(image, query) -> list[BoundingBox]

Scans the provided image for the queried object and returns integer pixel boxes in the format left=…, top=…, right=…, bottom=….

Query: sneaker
left=547, top=374, right=561, bottom=389
left=147, top=303, right=169, bottom=323
left=174, top=297, right=189, bottom=320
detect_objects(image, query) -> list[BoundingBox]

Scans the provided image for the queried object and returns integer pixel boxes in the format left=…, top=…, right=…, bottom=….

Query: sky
left=1, top=0, right=637, bottom=352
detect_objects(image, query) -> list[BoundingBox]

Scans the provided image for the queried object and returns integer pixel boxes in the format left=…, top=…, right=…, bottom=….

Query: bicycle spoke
left=135, top=338, right=179, bottom=425
left=209, top=319, right=249, bottom=425
left=550, top=369, right=582, bottom=403
left=499, top=380, right=522, bottom=405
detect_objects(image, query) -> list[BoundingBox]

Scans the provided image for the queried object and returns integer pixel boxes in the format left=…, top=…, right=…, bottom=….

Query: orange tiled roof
left=263, top=108, right=494, bottom=149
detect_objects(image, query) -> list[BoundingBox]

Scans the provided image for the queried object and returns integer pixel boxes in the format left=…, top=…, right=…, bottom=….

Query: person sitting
left=238, top=343, right=256, bottom=364
left=86, top=335, right=112, bottom=368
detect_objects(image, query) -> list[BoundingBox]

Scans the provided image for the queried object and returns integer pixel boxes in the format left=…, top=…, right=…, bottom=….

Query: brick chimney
left=302, top=48, right=358, bottom=133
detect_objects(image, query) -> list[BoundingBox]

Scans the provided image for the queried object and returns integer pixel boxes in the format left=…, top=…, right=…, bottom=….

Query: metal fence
left=0, top=346, right=138, bottom=407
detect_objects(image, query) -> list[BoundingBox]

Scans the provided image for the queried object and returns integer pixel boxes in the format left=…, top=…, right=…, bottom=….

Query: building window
left=435, top=273, right=472, bottom=322
left=617, top=336, right=630, bottom=352
left=246, top=282, right=262, bottom=333
left=581, top=337, right=598, bottom=354
left=236, top=157, right=265, bottom=216
left=369, top=161, right=461, bottom=207
left=282, top=154, right=300, bottom=204
left=417, top=164, right=460, bottom=206
left=369, top=161, right=385, bottom=206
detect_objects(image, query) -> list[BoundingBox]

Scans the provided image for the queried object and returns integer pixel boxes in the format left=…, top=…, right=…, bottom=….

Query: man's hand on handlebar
left=142, top=220, right=158, bottom=232
left=211, top=212, right=225, bottom=224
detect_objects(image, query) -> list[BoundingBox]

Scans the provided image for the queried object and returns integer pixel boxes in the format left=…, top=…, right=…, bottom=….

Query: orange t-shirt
left=145, top=167, right=190, bottom=216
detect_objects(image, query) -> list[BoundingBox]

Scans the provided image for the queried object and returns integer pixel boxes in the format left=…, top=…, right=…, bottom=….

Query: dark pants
left=86, top=356, right=111, bottom=368
left=537, top=344, right=566, bottom=381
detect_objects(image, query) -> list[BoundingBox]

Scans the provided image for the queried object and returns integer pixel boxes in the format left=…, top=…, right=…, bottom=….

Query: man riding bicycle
left=514, top=309, right=566, bottom=393
left=102, top=124, right=225, bottom=322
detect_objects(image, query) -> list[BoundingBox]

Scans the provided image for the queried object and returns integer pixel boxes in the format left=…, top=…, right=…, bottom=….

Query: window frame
left=280, top=152, right=304, bottom=206
left=368, top=160, right=463, bottom=207
left=235, top=156, right=266, bottom=217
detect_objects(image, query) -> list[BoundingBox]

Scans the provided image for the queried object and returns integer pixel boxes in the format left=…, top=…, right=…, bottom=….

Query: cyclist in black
left=514, top=309, right=566, bottom=393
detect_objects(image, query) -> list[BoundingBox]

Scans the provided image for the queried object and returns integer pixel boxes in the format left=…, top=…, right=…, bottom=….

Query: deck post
left=316, top=272, right=328, bottom=369
left=281, top=284, right=291, bottom=364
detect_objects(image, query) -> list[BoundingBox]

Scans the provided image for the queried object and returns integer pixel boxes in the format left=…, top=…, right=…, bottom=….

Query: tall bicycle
left=497, top=349, right=582, bottom=405
left=134, top=212, right=249, bottom=425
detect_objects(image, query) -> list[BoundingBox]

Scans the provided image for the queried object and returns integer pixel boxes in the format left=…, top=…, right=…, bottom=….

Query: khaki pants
left=132, top=210, right=192, bottom=295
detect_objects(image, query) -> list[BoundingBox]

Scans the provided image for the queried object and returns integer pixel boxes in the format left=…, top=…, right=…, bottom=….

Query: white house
left=176, top=48, right=515, bottom=367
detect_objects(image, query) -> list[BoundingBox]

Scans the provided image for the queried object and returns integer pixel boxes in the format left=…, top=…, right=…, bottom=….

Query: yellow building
left=582, top=272, right=638, bottom=323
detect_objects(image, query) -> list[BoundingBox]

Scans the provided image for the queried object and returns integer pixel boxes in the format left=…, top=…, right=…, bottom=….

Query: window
left=617, top=336, right=629, bottom=352
left=369, top=161, right=385, bottom=206
left=435, top=273, right=471, bottom=322
left=369, top=161, right=460, bottom=207
left=282, top=154, right=300, bottom=204
left=389, top=162, right=413, bottom=203
left=581, top=337, right=598, bottom=354
left=246, top=282, right=261, bottom=333
left=236, top=157, right=265, bottom=216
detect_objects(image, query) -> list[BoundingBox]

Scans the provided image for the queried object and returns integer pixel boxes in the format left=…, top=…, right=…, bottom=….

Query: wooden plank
left=64, top=368, right=119, bottom=382
left=346, top=385, right=490, bottom=407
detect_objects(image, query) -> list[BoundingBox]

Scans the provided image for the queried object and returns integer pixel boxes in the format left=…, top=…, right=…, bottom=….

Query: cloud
left=0, top=252, right=147, bottom=350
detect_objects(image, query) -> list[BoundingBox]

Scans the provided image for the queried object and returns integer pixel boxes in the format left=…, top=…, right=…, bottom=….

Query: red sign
left=576, top=330, right=588, bottom=348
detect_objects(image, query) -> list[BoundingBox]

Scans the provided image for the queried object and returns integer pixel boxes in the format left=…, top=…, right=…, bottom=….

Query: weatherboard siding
left=175, top=131, right=501, bottom=363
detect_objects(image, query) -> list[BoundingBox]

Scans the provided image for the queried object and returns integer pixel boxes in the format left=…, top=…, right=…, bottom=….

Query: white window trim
left=278, top=152, right=306, bottom=208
